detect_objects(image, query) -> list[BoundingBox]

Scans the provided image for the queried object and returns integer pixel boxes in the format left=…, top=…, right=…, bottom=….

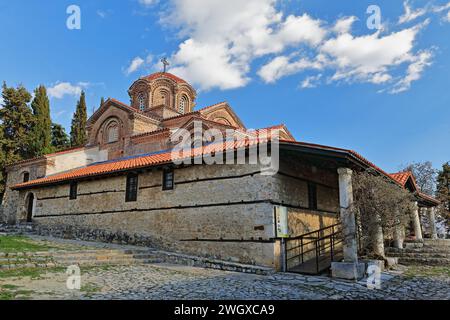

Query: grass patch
left=1, top=284, right=19, bottom=290
left=0, top=266, right=66, bottom=280
left=81, top=283, right=101, bottom=295
left=0, top=289, right=34, bottom=300
left=403, top=265, right=450, bottom=278
left=0, top=236, right=56, bottom=253
left=0, top=290, right=15, bottom=300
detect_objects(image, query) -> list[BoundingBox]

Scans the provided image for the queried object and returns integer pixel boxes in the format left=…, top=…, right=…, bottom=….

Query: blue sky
left=0, top=0, right=449, bottom=172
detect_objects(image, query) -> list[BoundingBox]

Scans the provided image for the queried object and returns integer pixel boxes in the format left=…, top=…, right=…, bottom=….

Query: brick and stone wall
left=11, top=155, right=341, bottom=270
left=19, top=163, right=278, bottom=267
left=2, top=161, right=46, bottom=224
left=274, top=156, right=340, bottom=237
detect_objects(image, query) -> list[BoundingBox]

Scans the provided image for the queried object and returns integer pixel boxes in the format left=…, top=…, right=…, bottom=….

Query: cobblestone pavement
left=1, top=263, right=449, bottom=300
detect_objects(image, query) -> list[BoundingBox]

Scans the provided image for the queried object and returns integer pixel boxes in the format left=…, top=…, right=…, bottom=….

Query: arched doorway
left=25, top=193, right=35, bottom=222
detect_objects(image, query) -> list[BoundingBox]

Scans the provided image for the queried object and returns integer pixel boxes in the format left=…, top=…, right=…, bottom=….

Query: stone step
left=0, top=249, right=130, bottom=258
left=51, top=252, right=127, bottom=259
left=386, top=252, right=450, bottom=259
left=54, top=256, right=135, bottom=263
left=0, top=262, right=57, bottom=270
left=0, top=256, right=53, bottom=264
left=397, top=257, right=450, bottom=266
left=386, top=247, right=450, bottom=254
left=424, top=239, right=450, bottom=247
left=55, top=259, right=142, bottom=266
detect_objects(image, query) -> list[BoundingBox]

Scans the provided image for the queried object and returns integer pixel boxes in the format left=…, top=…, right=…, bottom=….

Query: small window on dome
left=138, top=93, right=145, bottom=111
left=179, top=95, right=188, bottom=113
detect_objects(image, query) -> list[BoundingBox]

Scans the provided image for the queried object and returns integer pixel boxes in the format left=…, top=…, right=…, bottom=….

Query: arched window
left=179, top=95, right=188, bottom=113
left=106, top=121, right=119, bottom=143
left=25, top=193, right=35, bottom=222
left=23, top=172, right=30, bottom=183
left=138, top=93, right=145, bottom=111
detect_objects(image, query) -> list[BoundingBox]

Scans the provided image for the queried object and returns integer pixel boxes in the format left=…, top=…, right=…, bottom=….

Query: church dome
left=128, top=72, right=196, bottom=116
left=142, top=72, right=187, bottom=84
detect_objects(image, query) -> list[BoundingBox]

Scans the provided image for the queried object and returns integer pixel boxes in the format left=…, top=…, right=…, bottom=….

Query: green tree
left=100, top=97, right=105, bottom=106
left=0, top=82, right=35, bottom=163
left=51, top=123, right=70, bottom=151
left=0, top=83, right=34, bottom=201
left=70, top=90, right=87, bottom=147
left=30, top=85, right=53, bottom=156
left=437, top=162, right=450, bottom=211
left=0, top=124, right=6, bottom=199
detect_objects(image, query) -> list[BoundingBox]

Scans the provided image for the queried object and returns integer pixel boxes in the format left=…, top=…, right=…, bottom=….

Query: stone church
left=0, top=72, right=440, bottom=276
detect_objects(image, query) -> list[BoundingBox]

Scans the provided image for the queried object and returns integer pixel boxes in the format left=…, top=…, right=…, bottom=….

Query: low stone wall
left=34, top=224, right=159, bottom=248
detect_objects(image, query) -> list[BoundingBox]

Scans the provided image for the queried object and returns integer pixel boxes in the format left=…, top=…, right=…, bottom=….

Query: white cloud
left=124, top=54, right=153, bottom=75
left=97, top=10, right=113, bottom=19
left=432, top=1, right=450, bottom=13
left=147, top=0, right=434, bottom=93
left=48, top=82, right=89, bottom=99
left=161, top=0, right=327, bottom=90
left=321, top=26, right=420, bottom=81
left=257, top=18, right=431, bottom=92
left=333, top=16, right=357, bottom=34
left=370, top=73, right=392, bottom=84
left=398, top=0, right=428, bottom=24
left=258, top=56, right=322, bottom=84
left=390, top=50, right=433, bottom=93
left=300, top=74, right=322, bottom=89
left=431, top=1, right=450, bottom=22
left=138, top=0, right=158, bottom=7
left=125, top=57, right=144, bottom=75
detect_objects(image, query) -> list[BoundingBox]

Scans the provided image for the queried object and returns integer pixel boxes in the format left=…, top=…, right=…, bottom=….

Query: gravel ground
left=1, top=263, right=449, bottom=300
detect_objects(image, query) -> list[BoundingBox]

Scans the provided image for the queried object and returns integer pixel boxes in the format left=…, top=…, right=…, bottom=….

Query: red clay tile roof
left=8, top=137, right=440, bottom=206
left=108, top=98, right=162, bottom=121
left=197, top=101, right=228, bottom=112
left=142, top=72, right=187, bottom=84
left=162, top=111, right=201, bottom=122
left=12, top=138, right=268, bottom=190
left=130, top=128, right=171, bottom=140
left=389, top=171, right=439, bottom=205
left=9, top=137, right=400, bottom=190
left=389, top=171, right=413, bottom=186
left=5, top=146, right=87, bottom=168
left=246, top=124, right=295, bottom=141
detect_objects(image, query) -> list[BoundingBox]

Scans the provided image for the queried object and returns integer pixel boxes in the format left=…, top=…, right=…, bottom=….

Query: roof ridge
left=197, top=101, right=228, bottom=112
left=5, top=146, right=87, bottom=168
left=106, top=98, right=162, bottom=121
left=142, top=72, right=187, bottom=84
left=162, top=111, right=201, bottom=121
left=131, top=127, right=171, bottom=139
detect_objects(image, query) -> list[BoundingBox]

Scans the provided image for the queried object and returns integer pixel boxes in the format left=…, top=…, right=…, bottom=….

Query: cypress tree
left=0, top=82, right=34, bottom=163
left=70, top=90, right=87, bottom=147
left=30, top=85, right=53, bottom=156
left=51, top=123, right=70, bottom=151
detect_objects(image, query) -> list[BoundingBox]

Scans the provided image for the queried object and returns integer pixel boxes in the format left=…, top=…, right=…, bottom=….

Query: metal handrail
left=286, top=223, right=342, bottom=240
left=285, top=222, right=343, bottom=274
